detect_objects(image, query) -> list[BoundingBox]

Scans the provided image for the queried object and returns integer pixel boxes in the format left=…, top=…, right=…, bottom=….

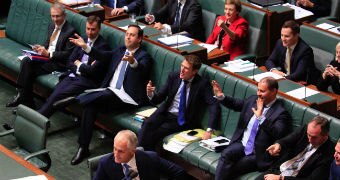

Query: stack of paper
left=286, top=87, right=319, bottom=99
left=248, top=72, right=284, bottom=82
left=21, top=50, right=49, bottom=62
left=222, top=59, right=257, bottom=72
left=158, top=35, right=193, bottom=46
left=198, top=43, right=218, bottom=53
left=133, top=107, right=157, bottom=122
left=282, top=3, right=314, bottom=19
left=199, top=136, right=230, bottom=152
left=163, top=129, right=205, bottom=153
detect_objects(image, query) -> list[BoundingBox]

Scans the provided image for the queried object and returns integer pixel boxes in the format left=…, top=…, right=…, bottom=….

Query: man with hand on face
left=265, top=20, right=318, bottom=84
left=65, top=24, right=152, bottom=165
left=212, top=77, right=291, bottom=180
left=94, top=130, right=193, bottom=180
left=258, top=116, right=334, bottom=180
left=5, top=3, right=76, bottom=110
left=37, top=15, right=111, bottom=118
left=138, top=55, right=220, bottom=151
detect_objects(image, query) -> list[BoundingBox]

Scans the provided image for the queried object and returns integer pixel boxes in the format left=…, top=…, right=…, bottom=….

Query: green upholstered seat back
left=239, top=5, right=267, bottom=58
left=6, top=0, right=51, bottom=45
left=100, top=24, right=125, bottom=49
left=198, top=0, right=225, bottom=15
left=65, top=10, right=87, bottom=37
left=144, top=0, right=162, bottom=14
left=202, top=9, right=217, bottom=41
left=14, top=105, right=50, bottom=154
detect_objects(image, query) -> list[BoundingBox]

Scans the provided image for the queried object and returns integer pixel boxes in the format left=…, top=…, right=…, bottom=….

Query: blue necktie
left=174, top=2, right=182, bottom=26
left=244, top=117, right=259, bottom=155
left=109, top=0, right=116, bottom=9
left=123, top=163, right=131, bottom=180
left=116, top=60, right=128, bottom=89
left=178, top=80, right=187, bottom=126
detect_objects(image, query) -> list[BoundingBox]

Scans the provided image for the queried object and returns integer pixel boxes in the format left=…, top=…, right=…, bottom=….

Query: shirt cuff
left=147, top=92, right=154, bottom=100
left=123, top=6, right=128, bottom=12
left=214, top=95, right=225, bottom=101
left=162, top=24, right=172, bottom=35
left=83, top=45, right=91, bottom=54
left=76, top=62, right=83, bottom=75
left=129, top=58, right=138, bottom=68
left=206, top=128, right=214, bottom=133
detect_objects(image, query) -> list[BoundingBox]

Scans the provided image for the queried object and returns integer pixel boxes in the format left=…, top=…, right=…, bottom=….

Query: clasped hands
left=322, top=64, right=340, bottom=79
left=296, top=0, right=314, bottom=8
left=144, top=14, right=164, bottom=30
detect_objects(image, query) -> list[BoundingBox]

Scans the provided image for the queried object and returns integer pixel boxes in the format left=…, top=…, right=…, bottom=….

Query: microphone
left=303, top=68, right=309, bottom=101
left=252, top=58, right=257, bottom=81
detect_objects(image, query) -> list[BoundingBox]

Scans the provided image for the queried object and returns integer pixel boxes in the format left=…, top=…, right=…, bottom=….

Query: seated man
left=206, top=0, right=248, bottom=60
left=265, top=20, right=318, bottom=84
left=94, top=0, right=144, bottom=16
left=138, top=55, right=220, bottom=151
left=94, top=130, right=193, bottom=180
left=330, top=138, right=340, bottom=180
left=66, top=24, right=152, bottom=165
left=6, top=3, right=76, bottom=109
left=317, top=42, right=340, bottom=94
left=37, top=15, right=111, bottom=118
left=295, top=0, right=331, bottom=18
left=144, top=0, right=204, bottom=41
left=212, top=77, right=291, bottom=179
left=258, top=116, right=334, bottom=180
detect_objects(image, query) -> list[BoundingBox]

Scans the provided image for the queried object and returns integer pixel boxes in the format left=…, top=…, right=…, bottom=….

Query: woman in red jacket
left=206, top=0, right=248, bottom=60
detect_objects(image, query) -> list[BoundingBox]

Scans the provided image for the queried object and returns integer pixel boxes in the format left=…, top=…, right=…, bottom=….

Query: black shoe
left=70, top=147, right=90, bottom=165
left=6, top=93, right=24, bottom=107
left=53, top=96, right=76, bottom=109
left=2, top=123, right=13, bottom=130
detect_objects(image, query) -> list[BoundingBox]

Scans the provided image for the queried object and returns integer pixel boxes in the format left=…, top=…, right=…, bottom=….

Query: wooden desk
left=212, top=64, right=338, bottom=116
left=0, top=30, right=5, bottom=38
left=308, top=19, right=340, bottom=37
left=0, top=144, right=54, bottom=180
left=103, top=6, right=129, bottom=21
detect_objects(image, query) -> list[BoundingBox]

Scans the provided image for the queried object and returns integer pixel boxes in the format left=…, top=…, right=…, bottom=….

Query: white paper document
left=286, top=87, right=319, bottom=99
left=282, top=3, right=314, bottom=19
left=120, top=25, right=145, bottom=30
left=84, top=88, right=107, bottom=93
left=12, top=175, right=48, bottom=180
left=316, top=23, right=335, bottom=30
left=198, top=43, right=218, bottom=53
left=18, top=55, right=27, bottom=61
left=248, top=72, right=284, bottom=82
left=163, top=138, right=188, bottom=153
left=328, top=26, right=340, bottom=35
left=223, top=59, right=257, bottom=72
left=112, top=88, right=138, bottom=106
left=158, top=35, right=193, bottom=46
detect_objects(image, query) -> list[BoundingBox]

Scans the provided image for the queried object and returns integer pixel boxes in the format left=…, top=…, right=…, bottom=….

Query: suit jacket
left=42, top=21, right=76, bottom=71
left=206, top=15, right=248, bottom=60
left=300, top=0, right=331, bottom=18
left=94, top=150, right=187, bottom=180
left=154, top=0, right=204, bottom=41
left=222, top=95, right=291, bottom=170
left=88, top=46, right=152, bottom=105
left=265, top=38, right=318, bottom=83
left=149, top=72, right=220, bottom=130
left=273, top=125, right=335, bottom=179
left=62, top=35, right=111, bottom=86
left=94, top=0, right=144, bottom=14
left=316, top=59, right=340, bottom=94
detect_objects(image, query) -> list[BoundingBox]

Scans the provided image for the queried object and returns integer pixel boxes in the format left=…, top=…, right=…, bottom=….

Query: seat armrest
left=24, top=149, right=50, bottom=161
left=0, top=129, right=14, bottom=137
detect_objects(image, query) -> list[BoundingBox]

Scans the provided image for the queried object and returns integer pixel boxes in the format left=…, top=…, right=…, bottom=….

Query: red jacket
left=206, top=15, right=248, bottom=60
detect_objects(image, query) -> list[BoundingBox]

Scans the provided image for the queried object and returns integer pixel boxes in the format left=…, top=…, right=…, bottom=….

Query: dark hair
left=87, top=15, right=101, bottom=29
left=259, top=77, right=278, bottom=90
left=282, top=20, right=300, bottom=34
left=128, top=24, right=143, bottom=37
left=225, top=0, right=242, bottom=12
left=309, top=116, right=330, bottom=135
left=184, top=55, right=202, bottom=70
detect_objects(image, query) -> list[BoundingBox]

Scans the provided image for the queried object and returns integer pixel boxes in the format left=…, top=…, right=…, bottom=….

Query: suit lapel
left=186, top=75, right=199, bottom=108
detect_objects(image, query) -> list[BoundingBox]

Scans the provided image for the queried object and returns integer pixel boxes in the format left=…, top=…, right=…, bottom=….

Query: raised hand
left=211, top=80, right=224, bottom=97
left=146, top=80, right=155, bottom=97
left=69, top=33, right=87, bottom=49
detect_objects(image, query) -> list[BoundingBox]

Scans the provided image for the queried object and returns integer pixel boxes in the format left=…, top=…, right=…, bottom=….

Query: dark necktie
left=218, top=29, right=225, bottom=49
left=178, top=80, right=188, bottom=126
left=116, top=59, right=128, bottom=89
left=244, top=117, right=259, bottom=155
left=123, top=163, right=131, bottom=180
left=174, top=2, right=182, bottom=26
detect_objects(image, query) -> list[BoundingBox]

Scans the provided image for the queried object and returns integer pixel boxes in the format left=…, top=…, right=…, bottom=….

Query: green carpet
left=0, top=77, right=113, bottom=180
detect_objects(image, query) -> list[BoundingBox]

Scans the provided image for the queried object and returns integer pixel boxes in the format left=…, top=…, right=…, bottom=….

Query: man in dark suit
left=67, top=24, right=152, bottom=165
left=6, top=3, right=76, bottom=109
left=138, top=55, right=220, bottom=151
left=265, top=20, right=318, bottom=84
left=94, top=0, right=144, bottom=15
left=37, top=16, right=111, bottom=118
left=258, top=116, right=334, bottom=180
left=212, top=77, right=291, bottom=180
left=144, top=0, right=204, bottom=41
left=94, top=130, right=192, bottom=180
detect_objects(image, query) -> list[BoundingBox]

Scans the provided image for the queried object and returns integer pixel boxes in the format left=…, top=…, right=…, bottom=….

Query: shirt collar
left=178, top=0, right=186, bottom=5
left=88, top=35, right=99, bottom=45
left=288, top=42, right=297, bottom=52
left=55, top=20, right=65, bottom=30
left=265, top=98, right=276, bottom=108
